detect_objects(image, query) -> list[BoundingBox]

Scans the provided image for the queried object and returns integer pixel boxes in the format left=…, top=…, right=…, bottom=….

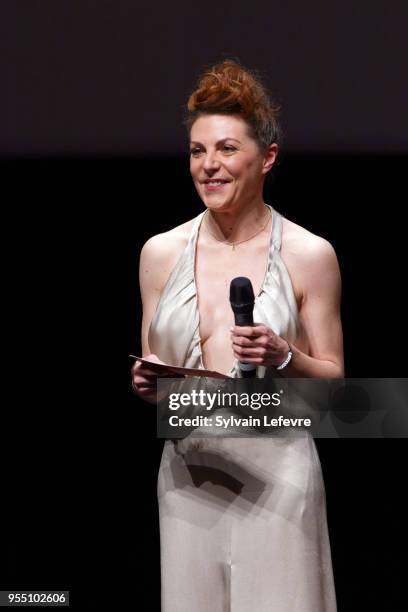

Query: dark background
left=2, top=1, right=408, bottom=156
left=2, top=1, right=407, bottom=610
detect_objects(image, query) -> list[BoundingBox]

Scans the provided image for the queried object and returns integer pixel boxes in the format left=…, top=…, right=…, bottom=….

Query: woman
left=132, top=59, right=343, bottom=612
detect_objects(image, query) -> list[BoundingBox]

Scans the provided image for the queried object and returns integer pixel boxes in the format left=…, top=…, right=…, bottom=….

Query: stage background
left=2, top=1, right=407, bottom=610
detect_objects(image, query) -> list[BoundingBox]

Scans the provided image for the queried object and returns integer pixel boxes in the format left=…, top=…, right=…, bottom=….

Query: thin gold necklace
left=204, top=205, right=271, bottom=251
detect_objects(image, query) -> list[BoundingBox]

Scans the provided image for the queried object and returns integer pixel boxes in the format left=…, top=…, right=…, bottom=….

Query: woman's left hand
left=230, top=324, right=290, bottom=368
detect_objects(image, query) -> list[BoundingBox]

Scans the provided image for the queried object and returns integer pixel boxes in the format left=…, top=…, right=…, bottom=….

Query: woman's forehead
left=190, top=114, right=249, bottom=142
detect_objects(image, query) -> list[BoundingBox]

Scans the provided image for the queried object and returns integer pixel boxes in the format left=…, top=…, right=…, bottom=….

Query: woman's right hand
left=131, top=353, right=165, bottom=402
left=131, top=353, right=184, bottom=403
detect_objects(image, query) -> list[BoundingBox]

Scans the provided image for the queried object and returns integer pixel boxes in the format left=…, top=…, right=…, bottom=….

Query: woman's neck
left=205, top=199, right=270, bottom=244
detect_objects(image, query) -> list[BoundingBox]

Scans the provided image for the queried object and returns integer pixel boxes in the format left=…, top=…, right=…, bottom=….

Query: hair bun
left=188, top=59, right=262, bottom=117
left=185, top=59, right=281, bottom=150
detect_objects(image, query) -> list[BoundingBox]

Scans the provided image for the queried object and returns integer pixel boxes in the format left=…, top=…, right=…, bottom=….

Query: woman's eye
left=190, top=145, right=236, bottom=156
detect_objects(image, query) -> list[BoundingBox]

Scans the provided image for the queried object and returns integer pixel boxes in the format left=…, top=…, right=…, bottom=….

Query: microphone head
left=229, top=277, right=255, bottom=324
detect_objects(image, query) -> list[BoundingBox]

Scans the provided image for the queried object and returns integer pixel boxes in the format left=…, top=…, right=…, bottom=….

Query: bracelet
left=275, top=341, right=293, bottom=371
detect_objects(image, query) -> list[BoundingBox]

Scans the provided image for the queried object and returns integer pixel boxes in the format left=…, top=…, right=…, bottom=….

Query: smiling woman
left=189, top=114, right=277, bottom=215
left=131, top=58, right=342, bottom=611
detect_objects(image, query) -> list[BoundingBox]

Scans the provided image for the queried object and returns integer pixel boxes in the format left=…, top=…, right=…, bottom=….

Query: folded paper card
left=129, top=355, right=230, bottom=379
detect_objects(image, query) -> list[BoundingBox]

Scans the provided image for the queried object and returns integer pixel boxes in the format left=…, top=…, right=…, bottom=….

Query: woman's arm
left=231, top=237, right=344, bottom=379
left=132, top=232, right=187, bottom=402
left=139, top=235, right=167, bottom=357
left=132, top=236, right=167, bottom=403
left=278, top=236, right=344, bottom=378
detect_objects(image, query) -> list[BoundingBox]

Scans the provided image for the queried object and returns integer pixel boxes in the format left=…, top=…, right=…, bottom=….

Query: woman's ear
left=262, top=143, right=279, bottom=175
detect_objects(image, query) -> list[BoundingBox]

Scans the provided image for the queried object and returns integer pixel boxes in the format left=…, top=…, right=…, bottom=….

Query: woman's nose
left=202, top=151, right=221, bottom=171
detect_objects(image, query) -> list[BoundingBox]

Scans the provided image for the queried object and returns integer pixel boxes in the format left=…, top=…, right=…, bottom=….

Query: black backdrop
left=3, top=0, right=408, bottom=608
left=1, top=153, right=407, bottom=610
left=3, top=1, right=408, bottom=156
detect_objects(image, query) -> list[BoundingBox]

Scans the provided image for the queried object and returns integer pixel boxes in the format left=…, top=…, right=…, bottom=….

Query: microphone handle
left=234, top=313, right=257, bottom=378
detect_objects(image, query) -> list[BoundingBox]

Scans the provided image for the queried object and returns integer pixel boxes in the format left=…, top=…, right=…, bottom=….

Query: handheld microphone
left=229, top=277, right=257, bottom=378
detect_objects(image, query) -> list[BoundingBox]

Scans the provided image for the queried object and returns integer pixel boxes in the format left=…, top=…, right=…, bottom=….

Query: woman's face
left=189, top=113, right=277, bottom=212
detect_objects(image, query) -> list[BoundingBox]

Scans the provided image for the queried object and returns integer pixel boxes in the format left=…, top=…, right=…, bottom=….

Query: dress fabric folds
left=149, top=205, right=337, bottom=611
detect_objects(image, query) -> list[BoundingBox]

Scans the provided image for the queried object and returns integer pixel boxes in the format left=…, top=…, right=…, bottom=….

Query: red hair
left=184, top=59, right=281, bottom=150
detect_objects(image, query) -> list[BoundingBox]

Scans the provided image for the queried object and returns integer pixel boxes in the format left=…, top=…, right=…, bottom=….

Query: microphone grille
left=229, top=277, right=255, bottom=304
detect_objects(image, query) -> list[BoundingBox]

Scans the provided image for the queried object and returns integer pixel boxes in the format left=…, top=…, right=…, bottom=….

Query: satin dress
left=149, top=205, right=337, bottom=612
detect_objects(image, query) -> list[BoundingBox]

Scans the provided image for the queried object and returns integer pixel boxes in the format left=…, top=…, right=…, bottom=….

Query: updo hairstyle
left=184, top=58, right=281, bottom=152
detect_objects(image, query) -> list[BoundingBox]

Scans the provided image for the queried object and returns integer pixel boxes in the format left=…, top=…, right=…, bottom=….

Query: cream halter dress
left=149, top=205, right=337, bottom=612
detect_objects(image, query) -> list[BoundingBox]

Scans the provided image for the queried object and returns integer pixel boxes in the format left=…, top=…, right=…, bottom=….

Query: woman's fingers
left=131, top=356, right=184, bottom=399
left=133, top=371, right=157, bottom=381
left=132, top=361, right=159, bottom=376
left=132, top=375, right=157, bottom=396
left=137, top=385, right=157, bottom=394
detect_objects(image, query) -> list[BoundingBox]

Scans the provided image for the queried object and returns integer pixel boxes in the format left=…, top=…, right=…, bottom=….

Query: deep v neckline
left=192, top=204, right=275, bottom=376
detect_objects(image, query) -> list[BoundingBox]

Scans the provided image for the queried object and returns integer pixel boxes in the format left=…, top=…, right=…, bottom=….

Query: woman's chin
left=203, top=197, right=232, bottom=211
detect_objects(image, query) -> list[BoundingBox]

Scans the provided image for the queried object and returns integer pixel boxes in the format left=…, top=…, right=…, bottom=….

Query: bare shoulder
left=141, top=218, right=194, bottom=260
left=281, top=216, right=338, bottom=262
left=139, top=217, right=196, bottom=292
left=280, top=215, right=341, bottom=304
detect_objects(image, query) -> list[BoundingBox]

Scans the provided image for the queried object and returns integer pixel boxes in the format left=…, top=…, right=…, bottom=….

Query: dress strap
left=187, top=210, right=206, bottom=248
left=270, top=206, right=283, bottom=251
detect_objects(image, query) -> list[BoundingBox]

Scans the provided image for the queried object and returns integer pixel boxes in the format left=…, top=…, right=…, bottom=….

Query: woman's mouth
left=203, top=180, right=230, bottom=192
